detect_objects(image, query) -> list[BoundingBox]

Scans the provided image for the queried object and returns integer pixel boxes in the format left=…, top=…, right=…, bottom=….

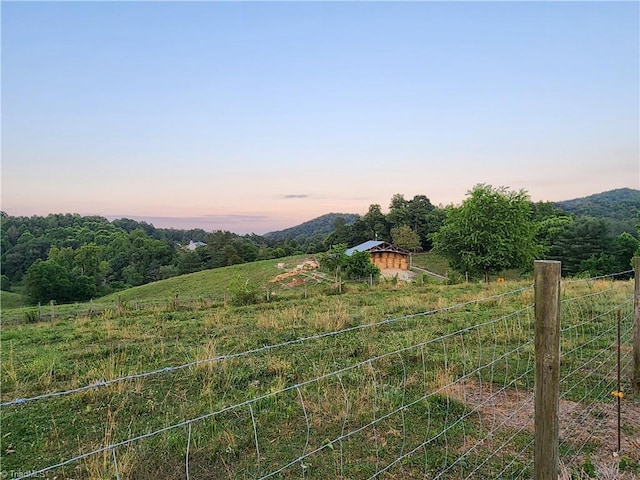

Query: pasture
left=1, top=260, right=638, bottom=479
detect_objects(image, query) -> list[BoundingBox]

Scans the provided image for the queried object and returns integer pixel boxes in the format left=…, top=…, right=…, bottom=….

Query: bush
left=228, top=277, right=262, bottom=306
left=24, top=309, right=39, bottom=323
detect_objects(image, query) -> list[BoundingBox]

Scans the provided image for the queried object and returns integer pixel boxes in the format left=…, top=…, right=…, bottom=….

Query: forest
left=1, top=187, right=638, bottom=304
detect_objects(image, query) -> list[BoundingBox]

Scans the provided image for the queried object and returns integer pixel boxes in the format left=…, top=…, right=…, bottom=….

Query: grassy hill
left=0, top=290, right=28, bottom=309
left=104, top=255, right=313, bottom=303
left=0, top=254, right=637, bottom=477
left=0, top=254, right=319, bottom=324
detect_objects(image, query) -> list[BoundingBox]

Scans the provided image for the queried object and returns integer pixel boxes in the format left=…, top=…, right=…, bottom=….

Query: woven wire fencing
left=1, top=273, right=636, bottom=479
left=556, top=275, right=637, bottom=476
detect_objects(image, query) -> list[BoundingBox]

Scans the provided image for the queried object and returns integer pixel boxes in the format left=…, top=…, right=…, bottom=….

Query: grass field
left=0, top=290, right=29, bottom=309
left=1, top=258, right=637, bottom=479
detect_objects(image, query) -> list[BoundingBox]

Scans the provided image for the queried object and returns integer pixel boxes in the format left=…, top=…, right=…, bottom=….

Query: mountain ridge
left=553, top=187, right=639, bottom=220
left=265, top=188, right=639, bottom=241
left=263, top=212, right=359, bottom=241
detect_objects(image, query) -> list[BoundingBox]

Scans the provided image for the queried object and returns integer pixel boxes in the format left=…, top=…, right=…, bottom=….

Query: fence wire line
left=561, top=284, right=632, bottom=305
left=13, top=305, right=535, bottom=480
left=260, top=333, right=536, bottom=480
left=378, top=369, right=534, bottom=480
left=560, top=301, right=632, bottom=337
left=7, top=269, right=634, bottom=479
left=560, top=309, right=632, bottom=368
left=558, top=308, right=634, bottom=469
left=1, top=285, right=533, bottom=408
left=562, top=269, right=634, bottom=284
left=559, top=354, right=630, bottom=463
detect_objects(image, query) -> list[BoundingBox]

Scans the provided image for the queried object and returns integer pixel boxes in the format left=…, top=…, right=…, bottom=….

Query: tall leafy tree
left=24, top=260, right=73, bottom=303
left=362, top=204, right=390, bottom=241
left=390, top=225, right=421, bottom=252
left=432, top=184, right=539, bottom=282
left=343, top=250, right=380, bottom=281
left=387, top=194, right=444, bottom=249
left=319, top=243, right=348, bottom=283
left=612, top=232, right=638, bottom=273
left=387, top=194, right=410, bottom=226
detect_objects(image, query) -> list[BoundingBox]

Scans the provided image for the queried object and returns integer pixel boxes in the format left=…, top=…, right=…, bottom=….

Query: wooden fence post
left=633, top=257, right=640, bottom=394
left=50, top=300, right=55, bottom=322
left=534, top=260, right=561, bottom=480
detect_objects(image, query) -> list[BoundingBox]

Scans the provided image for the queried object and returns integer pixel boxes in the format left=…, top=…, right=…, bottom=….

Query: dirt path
left=447, top=380, right=640, bottom=478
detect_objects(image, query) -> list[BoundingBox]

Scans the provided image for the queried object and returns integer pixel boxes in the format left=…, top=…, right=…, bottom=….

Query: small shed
left=346, top=241, right=410, bottom=270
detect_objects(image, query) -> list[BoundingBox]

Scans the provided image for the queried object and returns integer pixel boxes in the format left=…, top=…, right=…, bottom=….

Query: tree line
left=323, top=186, right=639, bottom=281
left=0, top=213, right=308, bottom=304
left=1, top=186, right=638, bottom=304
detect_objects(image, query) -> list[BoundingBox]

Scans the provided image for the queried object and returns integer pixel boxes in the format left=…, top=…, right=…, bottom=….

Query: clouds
left=282, top=194, right=310, bottom=199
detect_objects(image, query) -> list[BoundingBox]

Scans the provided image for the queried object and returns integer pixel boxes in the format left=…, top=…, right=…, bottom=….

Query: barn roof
left=346, top=240, right=409, bottom=256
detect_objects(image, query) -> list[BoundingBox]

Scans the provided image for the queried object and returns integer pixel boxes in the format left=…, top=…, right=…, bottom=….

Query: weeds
left=0, top=277, right=634, bottom=479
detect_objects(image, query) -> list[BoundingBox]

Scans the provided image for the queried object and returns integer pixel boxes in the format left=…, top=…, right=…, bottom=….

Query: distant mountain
left=554, top=188, right=639, bottom=219
left=553, top=188, right=640, bottom=236
left=264, top=213, right=359, bottom=241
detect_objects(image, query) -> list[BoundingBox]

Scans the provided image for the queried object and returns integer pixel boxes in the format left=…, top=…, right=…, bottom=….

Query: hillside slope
left=554, top=188, right=640, bottom=221
left=263, top=213, right=358, bottom=241
left=101, top=254, right=312, bottom=304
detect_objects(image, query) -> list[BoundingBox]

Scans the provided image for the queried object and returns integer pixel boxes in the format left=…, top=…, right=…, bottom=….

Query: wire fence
left=1, top=270, right=637, bottom=479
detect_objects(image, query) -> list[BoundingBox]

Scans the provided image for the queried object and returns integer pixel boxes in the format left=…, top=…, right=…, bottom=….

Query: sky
left=2, top=1, right=639, bottom=235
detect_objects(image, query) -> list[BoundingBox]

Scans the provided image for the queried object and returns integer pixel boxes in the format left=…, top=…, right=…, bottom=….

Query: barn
left=345, top=240, right=411, bottom=271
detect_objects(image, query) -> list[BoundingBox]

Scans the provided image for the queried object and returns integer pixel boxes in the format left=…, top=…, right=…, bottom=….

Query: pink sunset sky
left=2, top=2, right=638, bottom=234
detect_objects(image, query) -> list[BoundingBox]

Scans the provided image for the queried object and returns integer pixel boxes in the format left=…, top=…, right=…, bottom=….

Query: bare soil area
left=380, top=268, right=416, bottom=281
left=447, top=380, right=640, bottom=478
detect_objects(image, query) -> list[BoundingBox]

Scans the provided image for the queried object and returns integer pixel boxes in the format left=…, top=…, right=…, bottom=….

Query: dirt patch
left=380, top=268, right=416, bottom=281
left=446, top=380, right=640, bottom=478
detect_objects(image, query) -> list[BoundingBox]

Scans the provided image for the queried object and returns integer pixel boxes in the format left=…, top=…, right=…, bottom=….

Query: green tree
left=387, top=194, right=443, bottom=249
left=177, top=250, right=202, bottom=275
left=362, top=204, right=389, bottom=241
left=47, top=246, right=76, bottom=270
left=344, top=250, right=380, bottom=282
left=432, top=184, right=539, bottom=282
left=534, top=215, right=574, bottom=256
left=612, top=232, right=638, bottom=274
left=548, top=216, right=613, bottom=276
left=390, top=225, right=422, bottom=252
left=319, top=243, right=348, bottom=283
left=388, top=194, right=409, bottom=221
left=24, top=260, right=72, bottom=304
left=325, top=217, right=353, bottom=248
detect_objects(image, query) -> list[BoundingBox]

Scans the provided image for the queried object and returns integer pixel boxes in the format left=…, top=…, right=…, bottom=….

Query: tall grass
left=0, top=274, right=635, bottom=479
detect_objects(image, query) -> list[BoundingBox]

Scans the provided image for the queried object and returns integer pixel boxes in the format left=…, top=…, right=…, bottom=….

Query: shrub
left=228, top=277, right=262, bottom=306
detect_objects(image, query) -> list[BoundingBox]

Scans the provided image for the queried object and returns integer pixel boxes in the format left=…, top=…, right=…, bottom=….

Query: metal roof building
left=346, top=241, right=410, bottom=270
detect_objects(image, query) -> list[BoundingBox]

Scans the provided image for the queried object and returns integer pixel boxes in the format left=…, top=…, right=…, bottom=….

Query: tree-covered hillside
left=554, top=188, right=640, bottom=236
left=2, top=188, right=638, bottom=305
left=0, top=213, right=299, bottom=304
left=263, top=213, right=359, bottom=241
